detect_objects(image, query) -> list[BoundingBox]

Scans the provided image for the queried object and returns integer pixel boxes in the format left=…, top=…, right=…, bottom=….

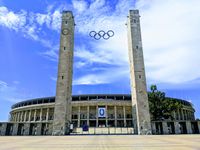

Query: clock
left=62, top=28, right=69, bottom=35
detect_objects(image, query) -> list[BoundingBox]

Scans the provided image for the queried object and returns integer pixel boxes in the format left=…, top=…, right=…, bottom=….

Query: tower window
left=136, top=46, right=139, bottom=49
left=62, top=76, right=64, bottom=79
left=134, top=19, right=137, bottom=23
left=139, top=75, right=142, bottom=79
left=64, top=47, right=66, bottom=50
left=65, top=21, right=68, bottom=24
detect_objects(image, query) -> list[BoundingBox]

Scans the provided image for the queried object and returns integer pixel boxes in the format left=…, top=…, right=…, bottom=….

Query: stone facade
left=152, top=121, right=200, bottom=134
left=52, top=11, right=75, bottom=135
left=2, top=94, right=196, bottom=136
left=127, top=10, right=152, bottom=134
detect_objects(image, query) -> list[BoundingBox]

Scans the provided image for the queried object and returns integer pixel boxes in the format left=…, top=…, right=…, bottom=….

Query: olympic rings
left=89, top=30, right=114, bottom=40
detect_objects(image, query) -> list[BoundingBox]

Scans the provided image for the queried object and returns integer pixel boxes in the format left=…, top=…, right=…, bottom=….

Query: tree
left=148, top=85, right=183, bottom=121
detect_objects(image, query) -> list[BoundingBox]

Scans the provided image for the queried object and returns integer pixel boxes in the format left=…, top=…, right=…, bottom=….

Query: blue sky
left=0, top=0, right=200, bottom=121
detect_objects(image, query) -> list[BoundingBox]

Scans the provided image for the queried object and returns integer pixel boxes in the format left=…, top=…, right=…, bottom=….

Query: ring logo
left=98, top=108, right=106, bottom=118
left=89, top=30, right=114, bottom=40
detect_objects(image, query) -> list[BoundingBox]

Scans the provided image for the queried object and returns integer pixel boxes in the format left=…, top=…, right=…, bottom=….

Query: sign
left=98, top=107, right=106, bottom=118
left=70, top=124, right=73, bottom=130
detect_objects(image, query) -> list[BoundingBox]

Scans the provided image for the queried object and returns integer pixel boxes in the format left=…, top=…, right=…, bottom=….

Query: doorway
left=98, top=120, right=106, bottom=127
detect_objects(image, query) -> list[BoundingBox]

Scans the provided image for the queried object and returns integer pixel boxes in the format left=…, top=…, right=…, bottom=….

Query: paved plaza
left=0, top=135, right=200, bottom=150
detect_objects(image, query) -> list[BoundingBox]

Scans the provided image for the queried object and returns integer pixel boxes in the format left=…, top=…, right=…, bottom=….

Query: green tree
left=148, top=85, right=182, bottom=121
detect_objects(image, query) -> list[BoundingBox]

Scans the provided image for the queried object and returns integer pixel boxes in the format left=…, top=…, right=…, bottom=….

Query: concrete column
left=46, top=108, right=49, bottom=121
left=23, top=123, right=30, bottom=135
left=28, top=110, right=31, bottom=122
left=48, top=123, right=53, bottom=135
left=184, top=110, right=187, bottom=120
left=87, top=106, right=89, bottom=126
left=186, top=110, right=189, bottom=120
left=19, top=111, right=23, bottom=122
left=96, top=105, right=98, bottom=127
left=198, top=121, right=200, bottom=133
left=11, top=113, right=14, bottom=122
left=24, top=111, right=27, bottom=122
left=175, top=121, right=181, bottom=134
left=186, top=121, right=192, bottom=134
left=151, top=122, right=156, bottom=134
left=34, top=109, right=37, bottom=122
left=105, top=105, right=108, bottom=127
left=12, top=123, right=19, bottom=135
left=22, top=112, right=25, bottom=122
left=17, top=112, right=20, bottom=122
left=127, top=9, right=151, bottom=135
left=162, top=122, right=169, bottom=134
left=36, top=123, right=42, bottom=135
left=78, top=106, right=80, bottom=127
left=13, top=113, right=16, bottom=122
left=16, top=113, right=18, bottom=122
left=114, top=105, right=117, bottom=127
left=173, top=111, right=176, bottom=120
left=19, top=112, right=22, bottom=122
left=0, top=123, right=7, bottom=135
left=123, top=106, right=126, bottom=127
left=185, top=110, right=188, bottom=120
left=177, top=109, right=180, bottom=120
left=52, top=11, right=74, bottom=135
left=181, top=109, right=184, bottom=120
left=15, top=113, right=17, bottom=122
left=12, top=114, right=14, bottom=122
left=22, top=111, right=25, bottom=122
left=40, top=108, right=43, bottom=122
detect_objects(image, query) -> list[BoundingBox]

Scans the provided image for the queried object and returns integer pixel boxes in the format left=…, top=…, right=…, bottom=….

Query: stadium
left=7, top=94, right=197, bottom=135
left=0, top=10, right=200, bottom=136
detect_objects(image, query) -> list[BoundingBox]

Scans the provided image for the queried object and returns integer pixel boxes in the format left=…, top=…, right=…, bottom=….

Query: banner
left=98, top=107, right=106, bottom=118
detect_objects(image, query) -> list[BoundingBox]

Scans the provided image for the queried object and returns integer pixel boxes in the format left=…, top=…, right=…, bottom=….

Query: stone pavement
left=0, top=135, right=200, bottom=150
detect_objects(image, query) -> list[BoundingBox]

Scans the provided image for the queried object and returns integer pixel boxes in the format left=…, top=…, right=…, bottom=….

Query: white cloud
left=70, top=0, right=134, bottom=84
left=137, top=0, right=200, bottom=84
left=0, top=80, right=8, bottom=88
left=1, top=0, right=200, bottom=86
left=74, top=74, right=107, bottom=85
left=0, top=5, right=62, bottom=48
left=0, top=80, right=32, bottom=103
left=72, top=0, right=88, bottom=12
left=73, top=0, right=200, bottom=85
left=0, top=6, right=27, bottom=31
left=75, top=61, right=88, bottom=68
left=73, top=66, right=129, bottom=85
left=35, top=13, right=51, bottom=26
left=50, top=77, right=57, bottom=81
left=40, top=44, right=59, bottom=61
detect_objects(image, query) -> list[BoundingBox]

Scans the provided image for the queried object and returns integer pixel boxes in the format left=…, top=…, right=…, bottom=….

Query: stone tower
left=52, top=11, right=75, bottom=135
left=127, top=10, right=152, bottom=135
